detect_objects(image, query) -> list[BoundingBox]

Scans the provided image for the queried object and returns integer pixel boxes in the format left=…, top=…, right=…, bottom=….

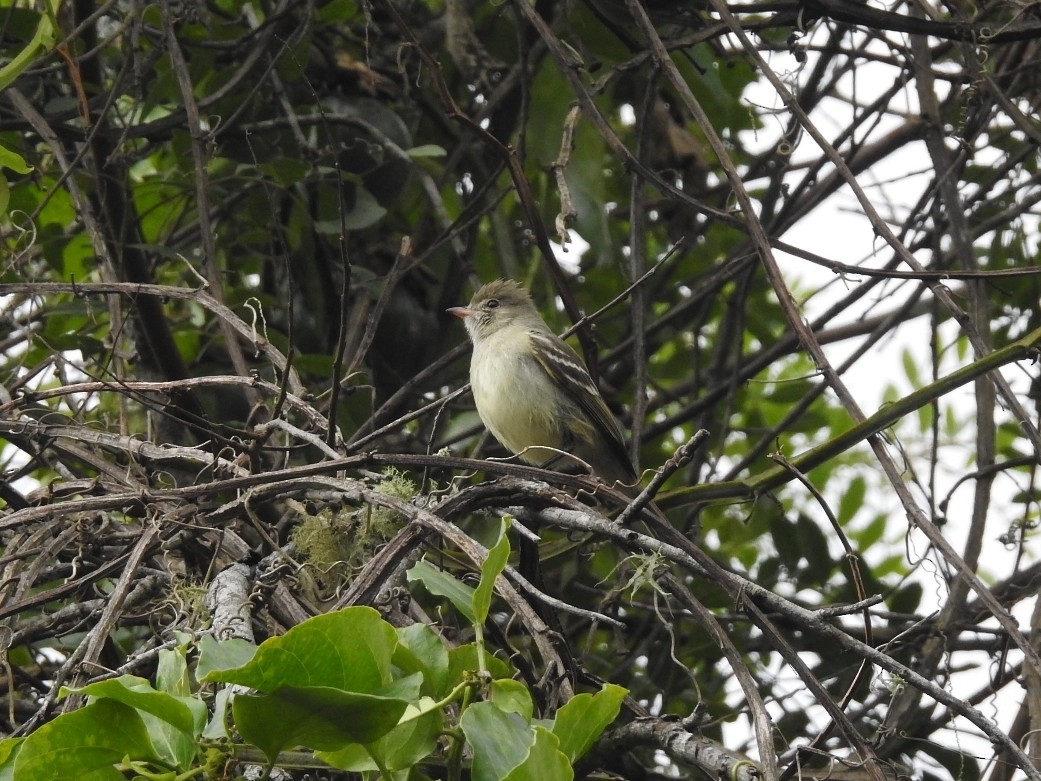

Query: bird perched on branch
left=448, top=279, right=639, bottom=487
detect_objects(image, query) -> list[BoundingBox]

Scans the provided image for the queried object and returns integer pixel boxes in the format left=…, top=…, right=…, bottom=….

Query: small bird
left=448, top=279, right=638, bottom=486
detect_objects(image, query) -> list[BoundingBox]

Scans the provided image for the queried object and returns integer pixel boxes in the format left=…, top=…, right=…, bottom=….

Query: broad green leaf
left=888, top=582, right=923, bottom=614
left=448, top=643, right=513, bottom=684
left=901, top=347, right=920, bottom=389
left=316, top=187, right=387, bottom=231
left=795, top=515, right=832, bottom=576
left=0, top=738, right=22, bottom=781
left=489, top=679, right=533, bottom=720
left=202, top=687, right=234, bottom=740
left=767, top=379, right=815, bottom=404
left=162, top=635, right=202, bottom=687
left=315, top=0, right=358, bottom=22
left=152, top=645, right=206, bottom=771
left=13, top=699, right=160, bottom=780
left=195, top=635, right=257, bottom=680
left=564, top=0, right=631, bottom=65
left=916, top=398, right=934, bottom=434
left=550, top=684, right=626, bottom=762
left=394, top=622, right=451, bottom=697
left=503, top=727, right=573, bottom=781
left=258, top=156, right=310, bottom=187
left=674, top=44, right=758, bottom=130
left=527, top=60, right=576, bottom=167
left=0, top=146, right=30, bottom=175
left=461, top=702, right=534, bottom=781
left=857, top=513, right=888, bottom=550
left=473, top=517, right=511, bottom=624
left=62, top=666, right=205, bottom=769
left=407, top=559, right=477, bottom=623
left=293, top=352, right=337, bottom=375
left=60, top=676, right=200, bottom=737
left=233, top=678, right=418, bottom=760
left=770, top=514, right=802, bottom=567
left=318, top=698, right=443, bottom=771
left=0, top=9, right=55, bottom=94
left=345, top=187, right=387, bottom=229
left=837, top=475, right=866, bottom=526
left=200, top=607, right=397, bottom=693
left=139, top=711, right=197, bottom=771
left=874, top=552, right=912, bottom=578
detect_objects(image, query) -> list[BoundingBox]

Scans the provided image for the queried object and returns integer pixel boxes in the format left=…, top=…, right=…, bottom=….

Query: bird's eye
left=486, top=299, right=500, bottom=309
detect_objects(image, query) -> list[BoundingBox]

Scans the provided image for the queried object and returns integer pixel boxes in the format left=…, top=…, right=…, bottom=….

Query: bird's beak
left=447, top=306, right=476, bottom=319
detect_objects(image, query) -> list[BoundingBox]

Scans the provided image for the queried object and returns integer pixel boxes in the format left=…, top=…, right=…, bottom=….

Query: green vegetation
left=1, top=0, right=1040, bottom=778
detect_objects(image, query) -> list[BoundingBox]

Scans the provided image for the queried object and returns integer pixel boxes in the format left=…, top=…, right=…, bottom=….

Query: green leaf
left=139, top=713, right=198, bottom=772
left=61, top=675, right=202, bottom=738
left=316, top=187, right=387, bottom=231
left=795, top=515, right=832, bottom=576
left=0, top=738, right=23, bottom=781
left=901, top=347, right=920, bottom=389
left=200, top=607, right=397, bottom=693
left=874, top=553, right=910, bottom=578
left=406, top=144, right=447, bottom=158
left=233, top=679, right=418, bottom=760
left=195, top=635, right=257, bottom=680
left=0, top=146, right=31, bottom=175
left=394, top=622, right=451, bottom=697
left=461, top=702, right=535, bottom=781
left=318, top=698, right=443, bottom=771
left=767, top=379, right=815, bottom=404
left=473, top=517, right=511, bottom=624
left=770, top=513, right=803, bottom=567
left=315, top=0, right=358, bottom=22
left=503, top=727, right=573, bottom=781
left=448, top=643, right=513, bottom=684
left=152, top=644, right=205, bottom=770
left=202, top=687, right=234, bottom=740
left=490, top=679, right=533, bottom=720
left=837, top=475, right=866, bottom=526
left=407, top=559, right=477, bottom=623
left=856, top=514, right=888, bottom=550
left=0, top=9, right=55, bottom=94
left=12, top=699, right=160, bottom=780
left=293, top=352, right=337, bottom=375
left=675, top=45, right=758, bottom=131
left=888, top=582, right=923, bottom=614
left=916, top=398, right=934, bottom=434
left=550, top=684, right=626, bottom=762
left=345, top=187, right=387, bottom=229
left=258, top=156, right=310, bottom=187
left=527, top=60, right=577, bottom=167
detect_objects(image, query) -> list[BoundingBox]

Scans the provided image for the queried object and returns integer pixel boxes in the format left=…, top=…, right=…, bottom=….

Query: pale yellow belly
left=470, top=333, right=564, bottom=465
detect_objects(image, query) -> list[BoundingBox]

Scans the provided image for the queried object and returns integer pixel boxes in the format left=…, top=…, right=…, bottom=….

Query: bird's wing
left=528, top=329, right=635, bottom=478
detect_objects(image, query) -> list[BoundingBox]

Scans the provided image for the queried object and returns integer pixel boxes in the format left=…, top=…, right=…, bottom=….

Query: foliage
left=1, top=0, right=1041, bottom=778
left=0, top=598, right=625, bottom=779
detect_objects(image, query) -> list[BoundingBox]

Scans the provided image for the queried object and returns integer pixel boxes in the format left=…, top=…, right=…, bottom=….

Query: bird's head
left=447, top=279, right=542, bottom=341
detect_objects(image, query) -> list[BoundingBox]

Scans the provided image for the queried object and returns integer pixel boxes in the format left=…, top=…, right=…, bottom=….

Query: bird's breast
left=470, top=331, right=564, bottom=462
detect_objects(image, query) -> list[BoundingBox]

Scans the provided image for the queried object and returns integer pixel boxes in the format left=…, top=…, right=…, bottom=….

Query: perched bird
left=448, top=279, right=638, bottom=486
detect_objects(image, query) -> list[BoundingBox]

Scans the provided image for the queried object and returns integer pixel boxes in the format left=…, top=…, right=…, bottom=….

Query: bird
left=447, top=279, right=639, bottom=486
